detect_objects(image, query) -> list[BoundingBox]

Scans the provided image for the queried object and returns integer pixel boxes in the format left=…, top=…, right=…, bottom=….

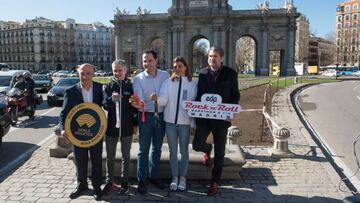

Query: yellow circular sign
left=64, top=103, right=107, bottom=148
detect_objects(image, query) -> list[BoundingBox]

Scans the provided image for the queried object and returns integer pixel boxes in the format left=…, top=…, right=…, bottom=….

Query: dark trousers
left=192, top=123, right=228, bottom=183
left=73, top=140, right=103, bottom=190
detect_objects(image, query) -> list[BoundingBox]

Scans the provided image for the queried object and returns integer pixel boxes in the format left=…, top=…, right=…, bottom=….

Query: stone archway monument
left=112, top=0, right=300, bottom=76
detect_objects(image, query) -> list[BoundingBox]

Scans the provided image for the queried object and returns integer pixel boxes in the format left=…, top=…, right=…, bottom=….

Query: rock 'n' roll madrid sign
left=182, top=94, right=241, bottom=120
left=65, top=103, right=107, bottom=148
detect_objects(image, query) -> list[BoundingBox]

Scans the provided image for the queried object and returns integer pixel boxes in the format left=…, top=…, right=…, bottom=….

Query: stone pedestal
left=68, top=143, right=247, bottom=180
left=227, top=126, right=241, bottom=145
left=269, top=127, right=294, bottom=157
left=49, top=125, right=72, bottom=158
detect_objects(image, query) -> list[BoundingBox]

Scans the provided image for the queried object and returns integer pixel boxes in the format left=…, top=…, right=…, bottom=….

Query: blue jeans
left=165, top=122, right=190, bottom=178
left=137, top=113, right=165, bottom=181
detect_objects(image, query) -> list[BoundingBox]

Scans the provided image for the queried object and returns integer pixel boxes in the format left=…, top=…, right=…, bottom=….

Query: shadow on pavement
left=25, top=115, right=59, bottom=129
left=0, top=142, right=38, bottom=182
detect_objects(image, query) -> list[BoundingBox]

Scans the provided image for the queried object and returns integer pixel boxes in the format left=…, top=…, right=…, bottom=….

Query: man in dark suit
left=59, top=63, right=104, bottom=200
left=192, top=46, right=240, bottom=196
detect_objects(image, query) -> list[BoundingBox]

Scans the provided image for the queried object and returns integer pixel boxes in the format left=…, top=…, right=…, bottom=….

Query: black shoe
left=102, top=182, right=113, bottom=194
left=118, top=180, right=129, bottom=195
left=149, top=178, right=165, bottom=189
left=137, top=181, right=147, bottom=194
left=94, top=189, right=102, bottom=200
left=69, top=183, right=88, bottom=199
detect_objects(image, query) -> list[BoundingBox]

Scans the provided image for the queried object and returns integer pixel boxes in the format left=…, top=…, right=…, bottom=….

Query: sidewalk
left=0, top=85, right=348, bottom=202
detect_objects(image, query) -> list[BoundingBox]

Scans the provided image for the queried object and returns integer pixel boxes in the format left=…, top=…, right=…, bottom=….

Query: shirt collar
left=80, top=82, right=93, bottom=90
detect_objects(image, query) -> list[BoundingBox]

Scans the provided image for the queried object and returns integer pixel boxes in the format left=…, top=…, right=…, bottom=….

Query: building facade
left=308, top=36, right=336, bottom=67
left=336, top=0, right=360, bottom=66
left=112, top=0, right=300, bottom=76
left=295, top=15, right=310, bottom=66
left=0, top=17, right=113, bottom=71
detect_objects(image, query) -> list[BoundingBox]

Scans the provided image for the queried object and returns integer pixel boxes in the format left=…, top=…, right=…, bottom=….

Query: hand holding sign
left=182, top=94, right=241, bottom=120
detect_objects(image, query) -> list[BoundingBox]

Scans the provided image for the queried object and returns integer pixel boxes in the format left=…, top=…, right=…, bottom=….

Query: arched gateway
left=112, top=0, right=300, bottom=76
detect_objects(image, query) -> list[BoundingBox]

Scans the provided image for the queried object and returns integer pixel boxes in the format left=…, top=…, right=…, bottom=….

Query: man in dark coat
left=59, top=63, right=105, bottom=200
left=102, top=59, right=137, bottom=195
left=192, top=46, right=240, bottom=196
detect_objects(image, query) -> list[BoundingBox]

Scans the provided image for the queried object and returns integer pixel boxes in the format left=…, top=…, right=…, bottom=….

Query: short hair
left=112, top=59, right=127, bottom=70
left=142, top=49, right=158, bottom=60
left=77, top=63, right=95, bottom=72
left=208, top=46, right=224, bottom=57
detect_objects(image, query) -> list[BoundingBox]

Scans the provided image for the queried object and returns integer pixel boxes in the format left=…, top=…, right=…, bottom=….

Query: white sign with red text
left=182, top=94, right=241, bottom=120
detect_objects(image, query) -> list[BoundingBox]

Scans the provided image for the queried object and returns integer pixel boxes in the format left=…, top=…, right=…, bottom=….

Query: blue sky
left=0, top=0, right=344, bottom=37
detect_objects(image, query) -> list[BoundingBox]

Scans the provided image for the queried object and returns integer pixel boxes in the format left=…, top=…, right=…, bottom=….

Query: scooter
left=7, top=88, right=35, bottom=126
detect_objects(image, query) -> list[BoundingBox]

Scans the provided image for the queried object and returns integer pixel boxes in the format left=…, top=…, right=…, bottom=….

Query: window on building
left=354, top=13, right=358, bottom=21
left=338, top=15, right=342, bottom=22
left=346, top=5, right=350, bottom=11
left=346, top=23, right=350, bottom=28
left=338, top=23, right=342, bottom=29
left=346, top=14, right=350, bottom=21
left=354, top=4, right=359, bottom=10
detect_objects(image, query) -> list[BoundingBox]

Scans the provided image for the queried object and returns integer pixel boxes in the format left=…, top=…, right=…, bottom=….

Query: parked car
left=321, top=69, right=337, bottom=77
left=353, top=70, right=360, bottom=77
left=95, top=70, right=107, bottom=77
left=32, top=74, right=53, bottom=93
left=47, top=78, right=80, bottom=106
left=0, top=70, right=31, bottom=94
left=0, top=94, right=11, bottom=146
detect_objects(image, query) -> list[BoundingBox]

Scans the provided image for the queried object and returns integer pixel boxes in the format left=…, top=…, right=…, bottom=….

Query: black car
left=33, top=74, right=53, bottom=93
left=0, top=95, right=11, bottom=146
left=47, top=77, right=80, bottom=106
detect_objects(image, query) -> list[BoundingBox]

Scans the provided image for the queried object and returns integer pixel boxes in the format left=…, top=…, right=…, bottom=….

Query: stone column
left=136, top=27, right=142, bottom=68
left=114, top=29, right=122, bottom=60
left=228, top=27, right=234, bottom=68
left=167, top=29, right=172, bottom=68
left=213, top=26, right=218, bottom=46
left=220, top=26, right=227, bottom=62
left=285, top=19, right=296, bottom=76
left=258, top=24, right=269, bottom=76
left=179, top=26, right=185, bottom=57
left=172, top=28, right=178, bottom=56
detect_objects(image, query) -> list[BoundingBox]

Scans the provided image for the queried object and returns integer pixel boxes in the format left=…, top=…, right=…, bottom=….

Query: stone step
left=68, top=143, right=246, bottom=180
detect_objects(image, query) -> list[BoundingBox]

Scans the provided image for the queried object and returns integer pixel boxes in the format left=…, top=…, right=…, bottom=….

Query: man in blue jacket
left=59, top=63, right=105, bottom=200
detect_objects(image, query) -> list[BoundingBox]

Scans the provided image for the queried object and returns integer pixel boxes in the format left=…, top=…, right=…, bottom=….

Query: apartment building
left=0, top=17, right=113, bottom=71
left=336, top=0, right=360, bottom=66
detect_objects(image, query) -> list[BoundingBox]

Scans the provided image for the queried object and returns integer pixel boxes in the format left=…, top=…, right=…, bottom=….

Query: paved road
left=0, top=94, right=61, bottom=176
left=299, top=80, right=360, bottom=180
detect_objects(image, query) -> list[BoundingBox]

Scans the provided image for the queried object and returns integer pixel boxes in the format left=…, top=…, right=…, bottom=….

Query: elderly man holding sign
left=191, top=46, right=240, bottom=196
left=59, top=63, right=106, bottom=200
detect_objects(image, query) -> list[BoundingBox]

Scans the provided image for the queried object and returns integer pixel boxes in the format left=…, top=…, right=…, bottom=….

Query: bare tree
left=235, top=36, right=255, bottom=73
left=150, top=39, right=165, bottom=68
left=192, top=39, right=209, bottom=73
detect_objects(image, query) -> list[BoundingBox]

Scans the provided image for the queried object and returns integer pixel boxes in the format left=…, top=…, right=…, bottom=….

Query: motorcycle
left=7, top=88, right=35, bottom=125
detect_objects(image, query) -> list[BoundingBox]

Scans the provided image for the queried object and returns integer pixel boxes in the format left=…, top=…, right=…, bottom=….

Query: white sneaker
left=178, top=177, right=186, bottom=191
left=170, top=177, right=178, bottom=191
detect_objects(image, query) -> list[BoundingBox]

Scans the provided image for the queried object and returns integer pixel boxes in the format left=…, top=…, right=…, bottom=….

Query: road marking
left=353, top=84, right=360, bottom=91
left=8, top=107, right=58, bottom=133
left=357, top=96, right=360, bottom=101
left=0, top=134, right=56, bottom=176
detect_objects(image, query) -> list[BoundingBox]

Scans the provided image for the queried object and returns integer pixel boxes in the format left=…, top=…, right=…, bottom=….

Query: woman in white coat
left=151, top=56, right=197, bottom=191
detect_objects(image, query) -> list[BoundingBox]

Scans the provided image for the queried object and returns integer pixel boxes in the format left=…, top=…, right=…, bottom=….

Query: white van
left=0, top=70, right=31, bottom=94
